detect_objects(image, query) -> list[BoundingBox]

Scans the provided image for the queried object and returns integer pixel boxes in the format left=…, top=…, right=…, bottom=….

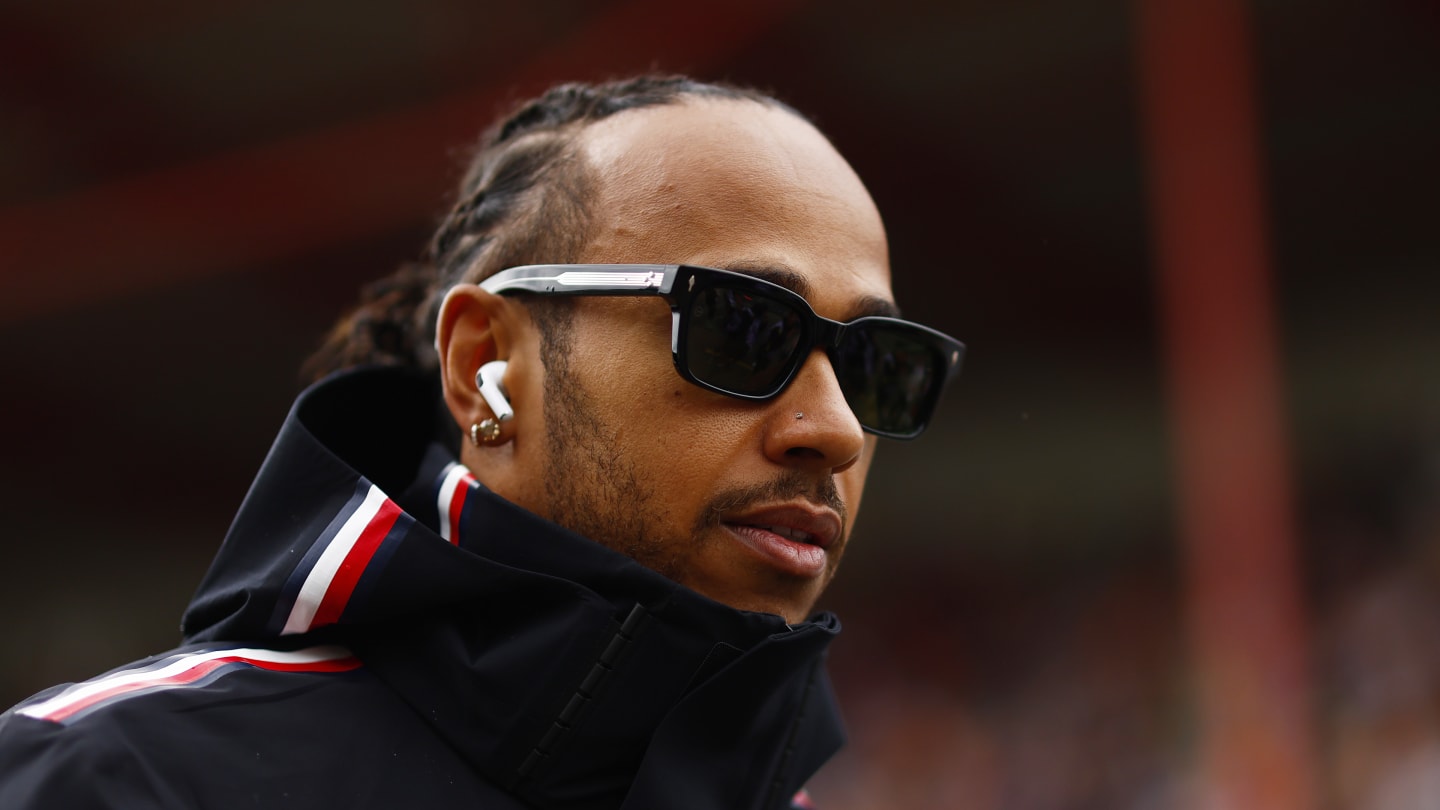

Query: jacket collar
left=181, top=366, right=845, bottom=810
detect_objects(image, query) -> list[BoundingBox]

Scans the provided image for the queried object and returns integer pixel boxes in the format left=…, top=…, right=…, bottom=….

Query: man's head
left=307, top=77, right=789, bottom=376
left=313, top=77, right=924, bottom=623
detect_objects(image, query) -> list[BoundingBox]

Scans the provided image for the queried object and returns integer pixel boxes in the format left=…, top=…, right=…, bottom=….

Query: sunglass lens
left=686, top=287, right=804, bottom=396
left=832, top=323, right=941, bottom=435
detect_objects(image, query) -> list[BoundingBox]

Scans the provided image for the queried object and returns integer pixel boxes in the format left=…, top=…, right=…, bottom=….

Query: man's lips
left=724, top=504, right=841, bottom=549
left=720, top=504, right=842, bottom=578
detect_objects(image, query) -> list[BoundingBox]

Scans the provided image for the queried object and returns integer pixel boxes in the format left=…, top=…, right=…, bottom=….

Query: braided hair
left=303, top=76, right=792, bottom=382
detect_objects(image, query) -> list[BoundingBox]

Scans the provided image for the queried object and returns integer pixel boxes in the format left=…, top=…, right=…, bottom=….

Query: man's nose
left=762, top=350, right=867, bottom=474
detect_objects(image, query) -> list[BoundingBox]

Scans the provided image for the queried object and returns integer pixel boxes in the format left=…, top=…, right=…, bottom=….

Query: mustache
left=697, top=471, right=847, bottom=531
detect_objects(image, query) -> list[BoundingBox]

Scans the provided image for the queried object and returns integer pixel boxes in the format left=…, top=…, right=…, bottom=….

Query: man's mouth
left=720, top=504, right=842, bottom=578
left=744, top=523, right=817, bottom=545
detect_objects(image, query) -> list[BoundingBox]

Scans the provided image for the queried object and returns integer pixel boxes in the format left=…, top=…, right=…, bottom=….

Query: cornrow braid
left=303, top=75, right=791, bottom=383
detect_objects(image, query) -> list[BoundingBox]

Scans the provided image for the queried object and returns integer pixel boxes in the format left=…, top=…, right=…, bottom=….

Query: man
left=0, top=76, right=963, bottom=809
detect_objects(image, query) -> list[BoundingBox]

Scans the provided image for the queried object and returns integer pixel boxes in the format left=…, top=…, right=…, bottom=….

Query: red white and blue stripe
left=435, top=461, right=477, bottom=545
left=270, top=480, right=414, bottom=636
left=16, top=646, right=360, bottom=726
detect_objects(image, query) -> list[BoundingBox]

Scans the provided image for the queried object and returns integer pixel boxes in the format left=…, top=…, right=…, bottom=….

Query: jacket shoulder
left=0, top=643, right=528, bottom=808
left=0, top=644, right=365, bottom=809
left=0, top=705, right=166, bottom=809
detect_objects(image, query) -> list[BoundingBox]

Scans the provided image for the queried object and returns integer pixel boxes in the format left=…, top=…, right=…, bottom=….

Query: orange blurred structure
left=1136, top=0, right=1316, bottom=806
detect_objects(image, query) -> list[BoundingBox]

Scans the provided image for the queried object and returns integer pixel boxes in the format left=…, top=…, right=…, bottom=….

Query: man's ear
left=435, top=285, right=516, bottom=434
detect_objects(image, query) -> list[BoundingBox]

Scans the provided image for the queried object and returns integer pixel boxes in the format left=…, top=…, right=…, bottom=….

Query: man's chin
left=680, top=577, right=820, bottom=625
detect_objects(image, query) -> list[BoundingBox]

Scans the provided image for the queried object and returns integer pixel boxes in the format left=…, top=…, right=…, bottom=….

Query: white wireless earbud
left=475, top=360, right=513, bottom=422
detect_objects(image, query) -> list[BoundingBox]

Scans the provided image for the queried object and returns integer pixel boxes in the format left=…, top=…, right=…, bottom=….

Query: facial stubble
left=538, top=344, right=848, bottom=599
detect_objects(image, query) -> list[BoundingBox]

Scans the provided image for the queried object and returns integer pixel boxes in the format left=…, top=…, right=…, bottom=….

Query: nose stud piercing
left=794, top=412, right=804, bottom=420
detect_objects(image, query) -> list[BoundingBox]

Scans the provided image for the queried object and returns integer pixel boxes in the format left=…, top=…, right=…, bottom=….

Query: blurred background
left=1, top=0, right=1436, bottom=807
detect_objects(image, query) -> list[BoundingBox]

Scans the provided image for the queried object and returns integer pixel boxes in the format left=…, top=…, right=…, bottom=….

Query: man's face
left=508, top=99, right=892, bottom=622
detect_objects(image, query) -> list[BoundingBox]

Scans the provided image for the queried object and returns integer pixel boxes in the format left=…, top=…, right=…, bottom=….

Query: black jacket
left=0, top=368, right=845, bottom=809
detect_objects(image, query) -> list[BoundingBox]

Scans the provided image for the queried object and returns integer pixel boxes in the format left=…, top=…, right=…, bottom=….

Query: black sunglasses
left=479, top=264, right=965, bottom=439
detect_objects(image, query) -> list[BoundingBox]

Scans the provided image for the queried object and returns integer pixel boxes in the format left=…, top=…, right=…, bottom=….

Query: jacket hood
left=180, top=366, right=845, bottom=810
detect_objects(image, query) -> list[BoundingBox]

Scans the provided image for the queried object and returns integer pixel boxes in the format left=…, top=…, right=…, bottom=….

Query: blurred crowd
left=813, top=432, right=1440, bottom=809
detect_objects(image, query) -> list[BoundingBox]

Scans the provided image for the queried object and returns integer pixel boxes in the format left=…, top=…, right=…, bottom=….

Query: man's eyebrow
left=851, top=295, right=902, bottom=320
left=713, top=261, right=903, bottom=320
left=716, top=261, right=813, bottom=300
